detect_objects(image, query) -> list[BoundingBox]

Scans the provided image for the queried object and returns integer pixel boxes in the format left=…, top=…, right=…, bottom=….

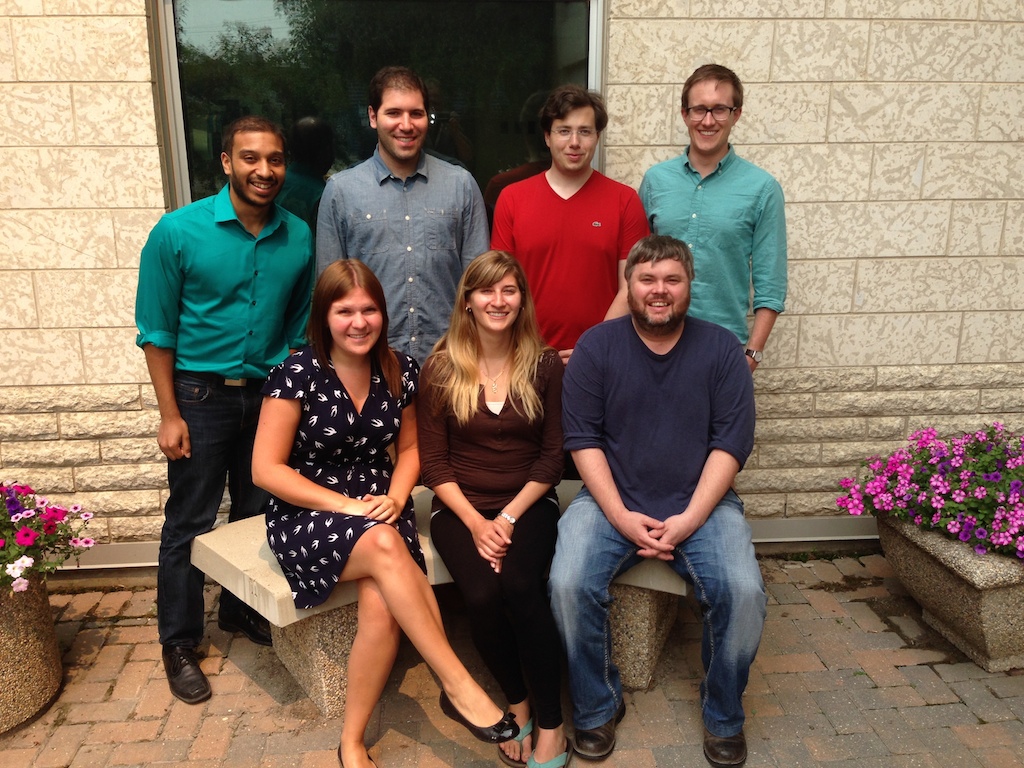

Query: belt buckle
left=222, top=378, right=247, bottom=387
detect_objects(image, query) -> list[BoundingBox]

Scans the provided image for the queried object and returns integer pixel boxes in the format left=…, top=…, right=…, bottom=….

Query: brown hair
left=307, top=260, right=403, bottom=397
left=681, top=64, right=744, bottom=111
left=222, top=115, right=287, bottom=156
left=539, top=84, right=609, bottom=134
left=624, top=235, right=695, bottom=282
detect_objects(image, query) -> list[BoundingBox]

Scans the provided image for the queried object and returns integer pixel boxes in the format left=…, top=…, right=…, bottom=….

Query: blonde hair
left=427, top=251, right=548, bottom=426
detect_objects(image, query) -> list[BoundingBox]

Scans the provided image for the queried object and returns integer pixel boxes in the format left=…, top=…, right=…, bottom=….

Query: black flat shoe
left=218, top=605, right=273, bottom=646
left=439, top=690, right=520, bottom=744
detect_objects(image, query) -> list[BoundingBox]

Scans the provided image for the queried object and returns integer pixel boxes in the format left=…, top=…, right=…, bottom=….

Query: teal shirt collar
left=683, top=144, right=736, bottom=177
left=212, top=183, right=284, bottom=238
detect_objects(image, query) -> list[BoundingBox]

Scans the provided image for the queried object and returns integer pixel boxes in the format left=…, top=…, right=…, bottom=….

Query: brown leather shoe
left=572, top=700, right=625, bottom=760
left=703, top=727, right=747, bottom=767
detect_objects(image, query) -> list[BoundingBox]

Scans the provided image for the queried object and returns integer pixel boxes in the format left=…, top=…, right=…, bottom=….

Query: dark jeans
left=157, top=373, right=268, bottom=648
left=430, top=496, right=564, bottom=729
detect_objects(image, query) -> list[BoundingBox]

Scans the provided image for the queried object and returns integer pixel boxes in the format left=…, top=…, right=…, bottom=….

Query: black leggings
left=430, top=497, right=564, bottom=729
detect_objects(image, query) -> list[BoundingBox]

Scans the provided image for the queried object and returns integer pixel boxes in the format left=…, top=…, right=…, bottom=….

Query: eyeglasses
left=684, top=105, right=737, bottom=122
left=551, top=127, right=596, bottom=139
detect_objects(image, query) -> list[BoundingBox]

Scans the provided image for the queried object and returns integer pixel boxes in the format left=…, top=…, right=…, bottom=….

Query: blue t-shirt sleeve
left=561, top=327, right=608, bottom=453
left=707, top=337, right=756, bottom=468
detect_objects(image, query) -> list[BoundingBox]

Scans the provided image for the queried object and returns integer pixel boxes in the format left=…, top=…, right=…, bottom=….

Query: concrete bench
left=191, top=480, right=688, bottom=717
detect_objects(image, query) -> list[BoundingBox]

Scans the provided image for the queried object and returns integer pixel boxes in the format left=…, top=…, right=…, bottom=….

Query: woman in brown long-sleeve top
left=419, top=250, right=570, bottom=768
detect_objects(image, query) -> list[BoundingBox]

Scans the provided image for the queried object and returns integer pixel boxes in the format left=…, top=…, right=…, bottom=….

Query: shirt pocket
left=347, top=208, right=393, bottom=254
left=424, top=208, right=459, bottom=252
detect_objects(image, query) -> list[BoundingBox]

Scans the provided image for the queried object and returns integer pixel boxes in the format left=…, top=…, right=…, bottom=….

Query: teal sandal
left=526, top=739, right=573, bottom=768
left=497, top=717, right=534, bottom=768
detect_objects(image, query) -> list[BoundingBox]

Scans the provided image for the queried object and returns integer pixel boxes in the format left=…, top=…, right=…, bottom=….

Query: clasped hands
left=353, top=494, right=402, bottom=525
left=471, top=514, right=514, bottom=573
left=612, top=508, right=700, bottom=560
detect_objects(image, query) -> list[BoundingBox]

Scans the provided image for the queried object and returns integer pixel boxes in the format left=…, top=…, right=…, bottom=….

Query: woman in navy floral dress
left=252, top=261, right=517, bottom=768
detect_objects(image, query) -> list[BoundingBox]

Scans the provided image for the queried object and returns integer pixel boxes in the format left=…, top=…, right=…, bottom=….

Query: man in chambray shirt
left=317, top=66, right=489, bottom=363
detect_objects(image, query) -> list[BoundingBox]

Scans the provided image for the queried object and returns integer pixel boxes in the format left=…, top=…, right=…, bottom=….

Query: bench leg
left=271, top=603, right=359, bottom=718
left=609, top=584, right=679, bottom=691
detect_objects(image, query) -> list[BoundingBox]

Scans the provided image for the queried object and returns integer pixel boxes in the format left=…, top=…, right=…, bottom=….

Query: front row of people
left=250, top=237, right=765, bottom=768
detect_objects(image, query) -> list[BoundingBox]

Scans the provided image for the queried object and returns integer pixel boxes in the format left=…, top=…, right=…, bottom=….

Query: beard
left=627, top=291, right=688, bottom=337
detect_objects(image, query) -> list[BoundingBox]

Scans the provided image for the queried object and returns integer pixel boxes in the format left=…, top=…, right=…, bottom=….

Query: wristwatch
left=498, top=512, right=517, bottom=526
left=745, top=348, right=763, bottom=363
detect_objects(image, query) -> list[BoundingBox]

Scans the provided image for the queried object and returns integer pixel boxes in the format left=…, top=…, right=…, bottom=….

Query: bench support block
left=610, top=584, right=679, bottom=690
left=270, top=603, right=360, bottom=718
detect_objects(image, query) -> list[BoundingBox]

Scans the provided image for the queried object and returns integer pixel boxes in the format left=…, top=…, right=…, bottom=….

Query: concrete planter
left=877, top=514, right=1024, bottom=672
left=0, top=575, right=62, bottom=733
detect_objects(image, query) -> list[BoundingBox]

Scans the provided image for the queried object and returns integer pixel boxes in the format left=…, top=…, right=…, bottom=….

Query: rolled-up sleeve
left=135, top=216, right=181, bottom=351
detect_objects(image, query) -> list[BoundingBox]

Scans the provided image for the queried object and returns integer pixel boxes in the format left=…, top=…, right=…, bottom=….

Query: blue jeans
left=548, top=487, right=766, bottom=737
left=157, top=374, right=268, bottom=647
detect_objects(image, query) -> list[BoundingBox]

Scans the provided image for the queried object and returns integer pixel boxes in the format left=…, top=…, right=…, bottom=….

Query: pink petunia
left=14, top=526, right=39, bottom=546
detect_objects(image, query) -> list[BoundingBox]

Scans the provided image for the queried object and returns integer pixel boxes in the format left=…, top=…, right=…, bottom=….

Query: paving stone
left=804, top=730, right=891, bottom=761
left=767, top=582, right=808, bottom=605
left=949, top=679, right=1019, bottom=722
left=811, top=689, right=873, bottom=735
left=900, top=664, right=962, bottom=705
left=846, top=602, right=888, bottom=633
left=935, top=662, right=1000, bottom=682
left=898, top=702, right=980, bottom=729
left=833, top=557, right=871, bottom=578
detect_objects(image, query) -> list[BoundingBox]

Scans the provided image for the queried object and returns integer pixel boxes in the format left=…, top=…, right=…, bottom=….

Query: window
left=166, top=0, right=593, bottom=206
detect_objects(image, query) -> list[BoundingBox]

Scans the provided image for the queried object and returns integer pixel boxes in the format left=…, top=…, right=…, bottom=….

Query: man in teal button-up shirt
left=640, top=64, right=787, bottom=373
left=135, top=116, right=313, bottom=705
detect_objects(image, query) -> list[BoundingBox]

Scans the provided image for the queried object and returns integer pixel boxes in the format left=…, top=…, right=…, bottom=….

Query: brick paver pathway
left=4, top=554, right=1024, bottom=767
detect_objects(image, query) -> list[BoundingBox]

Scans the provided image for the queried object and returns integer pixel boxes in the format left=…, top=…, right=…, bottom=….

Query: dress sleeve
left=262, top=348, right=315, bottom=399
left=397, top=353, right=420, bottom=409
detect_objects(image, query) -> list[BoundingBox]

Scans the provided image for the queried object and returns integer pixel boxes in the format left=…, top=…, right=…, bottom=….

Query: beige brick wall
left=604, top=0, right=1024, bottom=519
left=0, top=0, right=164, bottom=547
left=0, top=0, right=1021, bottom=553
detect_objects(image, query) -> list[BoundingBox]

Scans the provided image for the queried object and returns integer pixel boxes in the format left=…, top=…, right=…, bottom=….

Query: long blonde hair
left=427, top=251, right=548, bottom=425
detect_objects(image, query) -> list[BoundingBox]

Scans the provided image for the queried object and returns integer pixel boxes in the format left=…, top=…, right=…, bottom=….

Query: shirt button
left=410, top=336, right=417, bottom=342
left=406, top=246, right=412, bottom=252
left=691, top=213, right=697, bottom=218
left=407, top=276, right=414, bottom=283
left=365, top=214, right=372, bottom=220
left=697, top=185, right=702, bottom=190
left=251, top=301, right=256, bottom=306
left=409, top=307, right=415, bottom=313
left=405, top=215, right=410, bottom=221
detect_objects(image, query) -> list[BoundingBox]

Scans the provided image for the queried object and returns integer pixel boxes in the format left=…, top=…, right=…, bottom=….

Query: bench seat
left=191, top=481, right=688, bottom=716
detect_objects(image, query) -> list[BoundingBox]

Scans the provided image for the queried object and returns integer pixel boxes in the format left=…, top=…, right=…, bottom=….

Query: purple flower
left=974, top=545, right=988, bottom=555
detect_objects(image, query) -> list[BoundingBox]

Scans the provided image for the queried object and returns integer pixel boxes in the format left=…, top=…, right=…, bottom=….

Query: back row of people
left=135, top=62, right=786, bottom=768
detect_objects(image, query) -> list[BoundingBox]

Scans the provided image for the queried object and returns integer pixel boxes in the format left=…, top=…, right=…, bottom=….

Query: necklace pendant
left=491, top=380, right=497, bottom=394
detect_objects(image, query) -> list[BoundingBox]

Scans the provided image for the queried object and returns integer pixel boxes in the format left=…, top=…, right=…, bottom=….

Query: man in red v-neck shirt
left=491, top=85, right=649, bottom=365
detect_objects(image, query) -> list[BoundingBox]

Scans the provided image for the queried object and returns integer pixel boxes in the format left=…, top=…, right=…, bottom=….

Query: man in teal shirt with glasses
left=136, top=115, right=313, bottom=705
left=640, top=64, right=787, bottom=373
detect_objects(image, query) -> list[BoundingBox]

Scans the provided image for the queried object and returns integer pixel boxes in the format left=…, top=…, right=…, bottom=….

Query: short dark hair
left=625, top=235, right=695, bottom=282
left=539, top=84, right=609, bottom=134
left=368, top=66, right=430, bottom=115
left=222, top=116, right=287, bottom=156
left=681, top=64, right=744, bottom=111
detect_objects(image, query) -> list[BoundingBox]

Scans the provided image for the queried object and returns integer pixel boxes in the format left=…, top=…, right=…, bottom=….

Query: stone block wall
left=0, top=0, right=166, bottom=545
left=0, top=0, right=1022, bottom=555
left=603, top=1, right=1024, bottom=519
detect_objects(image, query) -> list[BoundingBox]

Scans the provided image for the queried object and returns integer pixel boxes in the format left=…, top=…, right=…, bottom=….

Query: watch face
left=746, top=349, right=762, bottom=362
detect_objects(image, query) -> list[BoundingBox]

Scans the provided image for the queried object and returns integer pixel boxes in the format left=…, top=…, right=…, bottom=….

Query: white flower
left=11, top=577, right=29, bottom=592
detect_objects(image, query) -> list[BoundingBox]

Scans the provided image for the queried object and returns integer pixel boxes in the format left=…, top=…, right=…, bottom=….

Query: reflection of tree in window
left=174, top=0, right=588, bottom=202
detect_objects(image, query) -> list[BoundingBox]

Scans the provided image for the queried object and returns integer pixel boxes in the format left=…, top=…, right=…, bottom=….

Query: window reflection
left=174, top=0, right=589, bottom=203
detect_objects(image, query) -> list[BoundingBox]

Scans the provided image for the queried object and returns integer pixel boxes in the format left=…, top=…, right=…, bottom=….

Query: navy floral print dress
left=262, top=346, right=426, bottom=609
